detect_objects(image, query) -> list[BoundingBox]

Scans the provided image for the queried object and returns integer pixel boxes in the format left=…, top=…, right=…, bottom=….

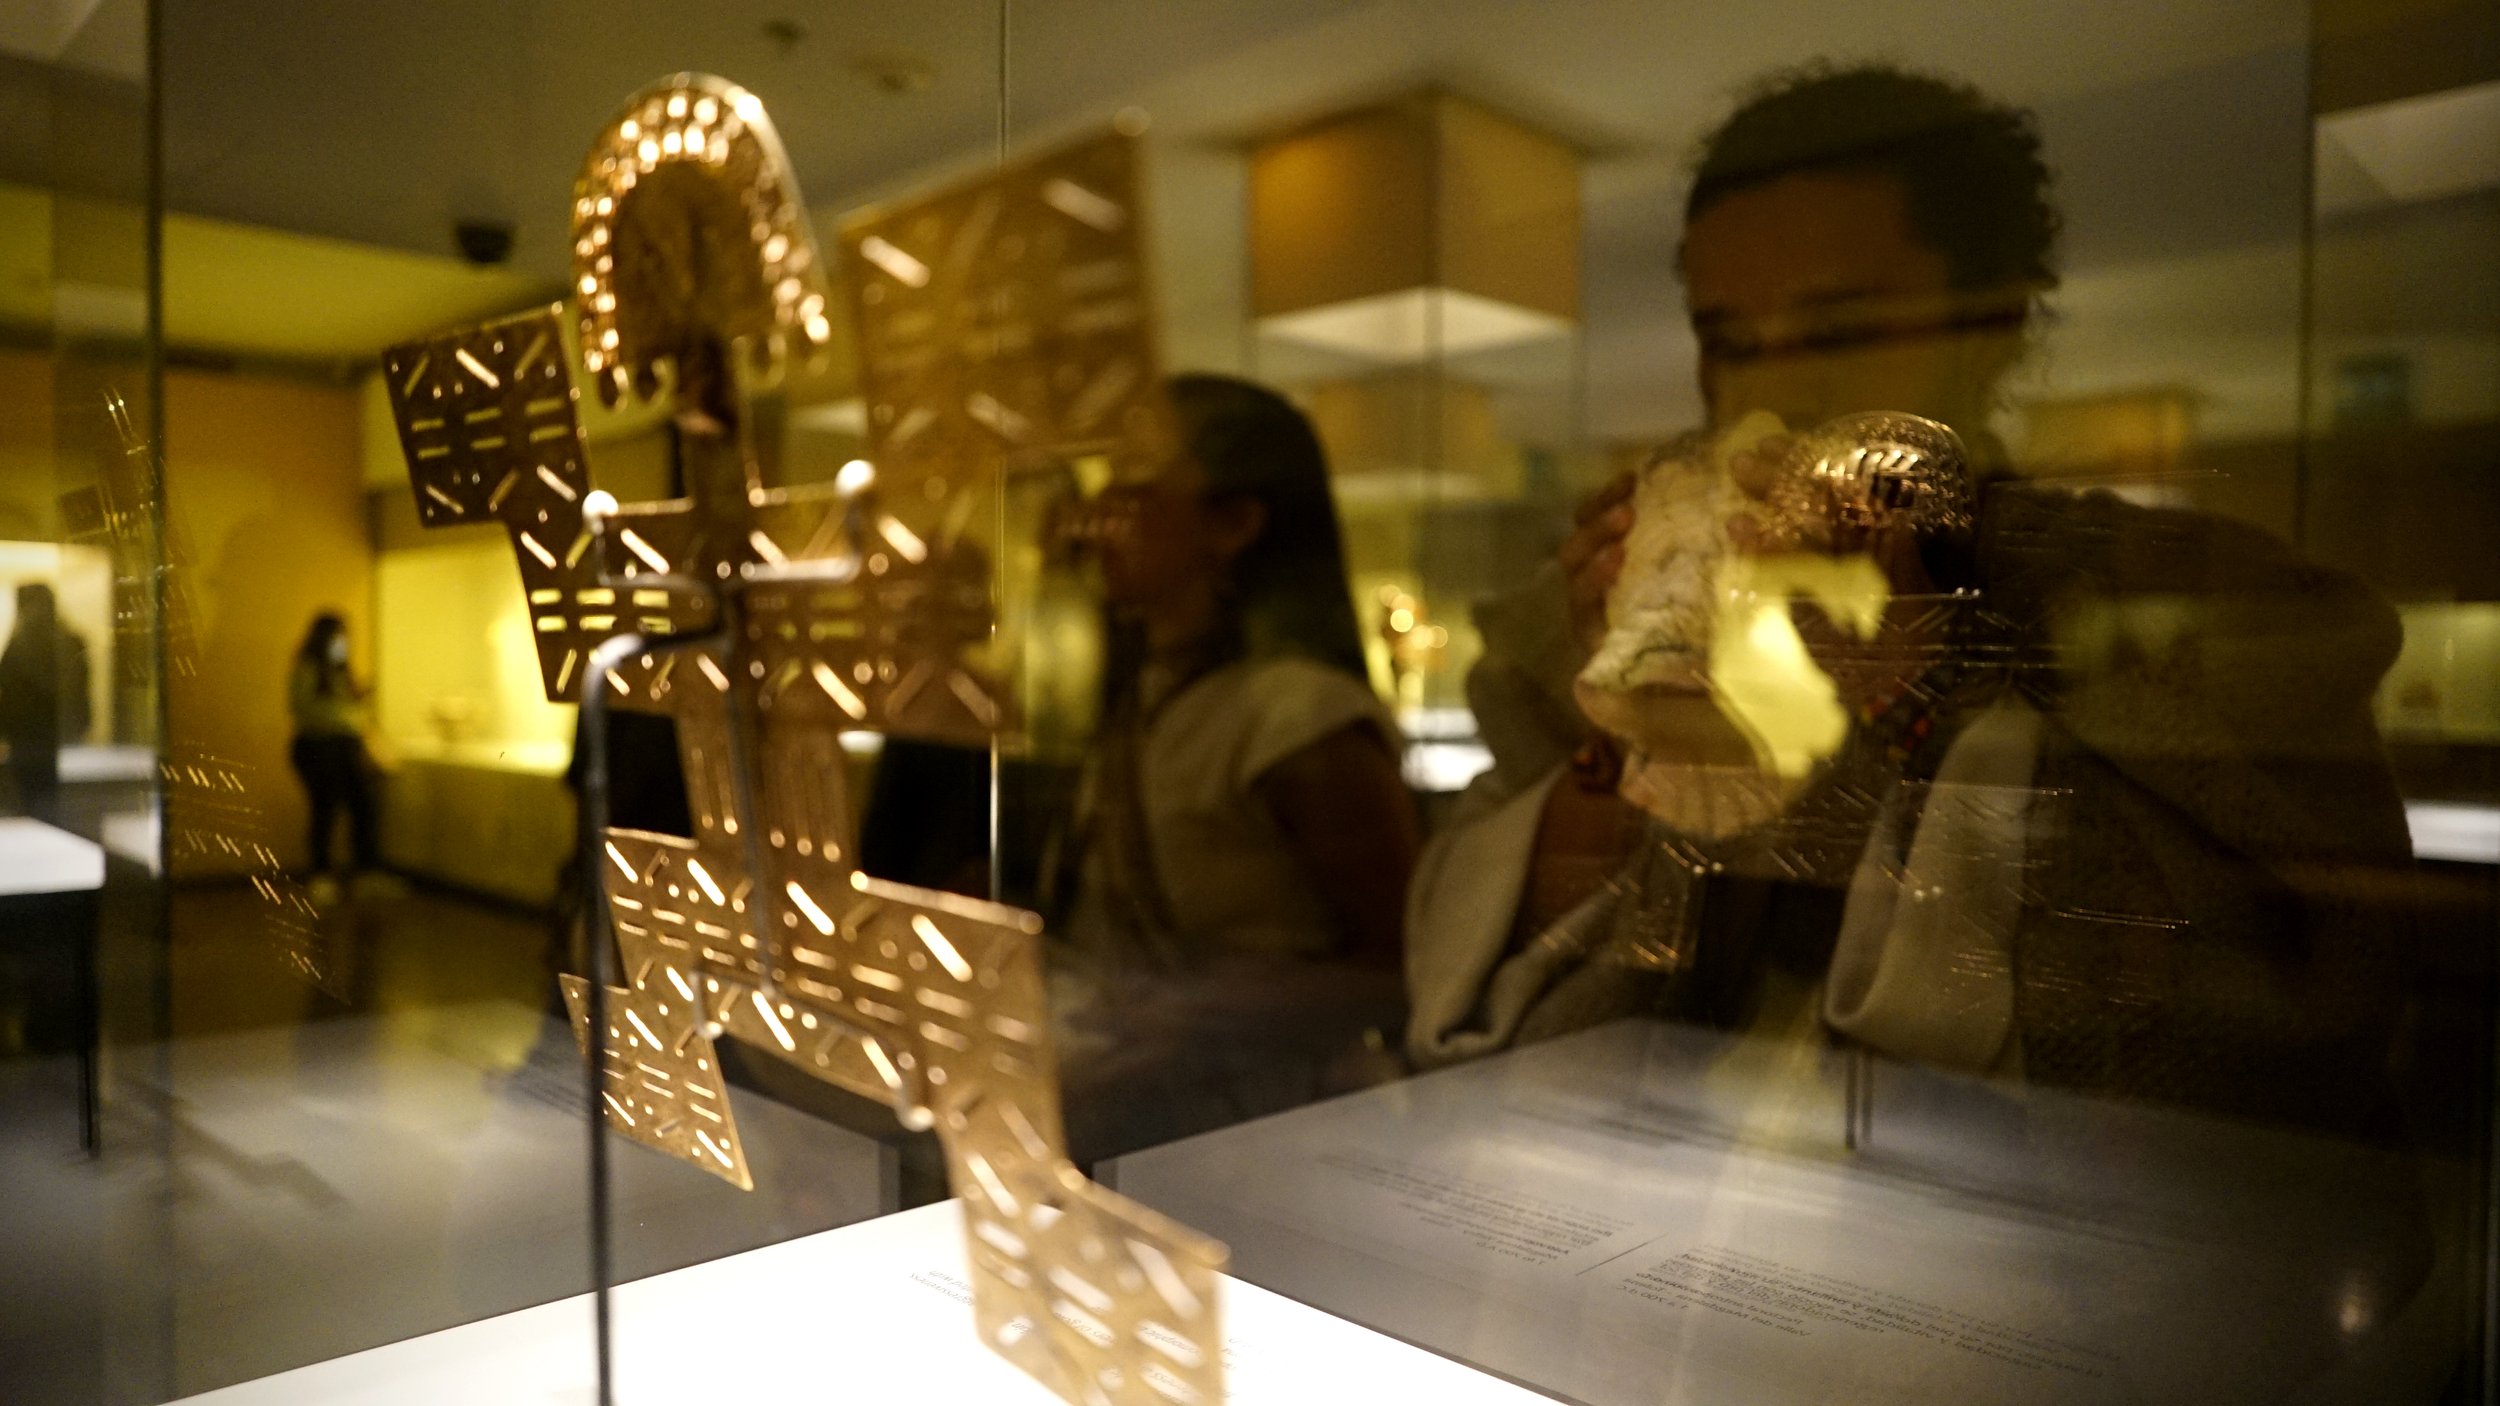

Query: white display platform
left=59, top=742, right=155, bottom=783
left=0, top=816, right=105, bottom=896
left=1108, top=1021, right=2463, bottom=1406
left=100, top=806, right=158, bottom=870
left=2406, top=800, right=2500, bottom=865
left=174, top=1199, right=1549, bottom=1405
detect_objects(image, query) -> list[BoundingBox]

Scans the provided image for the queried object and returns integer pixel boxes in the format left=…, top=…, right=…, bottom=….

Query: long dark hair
left=296, top=611, right=351, bottom=698
left=1125, top=374, right=1367, bottom=688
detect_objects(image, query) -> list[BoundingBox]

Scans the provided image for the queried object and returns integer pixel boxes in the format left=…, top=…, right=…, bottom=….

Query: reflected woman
left=288, top=611, right=379, bottom=893
left=1053, top=373, right=1420, bottom=1159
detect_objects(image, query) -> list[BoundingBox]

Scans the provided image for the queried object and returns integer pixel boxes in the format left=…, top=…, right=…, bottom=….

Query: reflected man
left=1408, top=65, right=2413, bottom=1140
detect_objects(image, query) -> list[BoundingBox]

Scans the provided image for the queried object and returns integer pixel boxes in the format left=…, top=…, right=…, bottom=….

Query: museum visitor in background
left=0, top=583, right=90, bottom=826
left=287, top=610, right=381, bottom=902
left=1050, top=372, right=1421, bottom=1162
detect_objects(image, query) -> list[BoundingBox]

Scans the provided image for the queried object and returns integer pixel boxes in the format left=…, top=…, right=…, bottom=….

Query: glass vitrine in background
left=1242, top=92, right=1586, bottom=771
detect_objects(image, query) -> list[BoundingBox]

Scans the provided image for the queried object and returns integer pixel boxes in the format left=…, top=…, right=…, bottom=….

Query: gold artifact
left=385, top=75, right=1223, bottom=1406
left=1576, top=410, right=1970, bottom=835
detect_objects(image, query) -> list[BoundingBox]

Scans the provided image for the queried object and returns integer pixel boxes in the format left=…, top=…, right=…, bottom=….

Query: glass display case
left=2, top=0, right=2496, bottom=1403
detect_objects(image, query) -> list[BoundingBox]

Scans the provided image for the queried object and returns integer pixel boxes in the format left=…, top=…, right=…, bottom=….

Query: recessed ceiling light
left=2318, top=80, right=2500, bottom=215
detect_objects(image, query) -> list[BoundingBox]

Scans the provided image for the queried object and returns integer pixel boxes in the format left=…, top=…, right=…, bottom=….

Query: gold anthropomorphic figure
left=385, top=74, right=1223, bottom=1406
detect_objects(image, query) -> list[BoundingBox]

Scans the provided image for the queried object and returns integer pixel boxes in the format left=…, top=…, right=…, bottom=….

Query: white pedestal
left=0, top=816, right=104, bottom=896
left=173, top=1199, right=1547, bottom=1405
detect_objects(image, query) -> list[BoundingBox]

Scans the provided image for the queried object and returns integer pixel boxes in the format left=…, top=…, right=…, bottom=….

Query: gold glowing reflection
left=67, top=395, right=336, bottom=992
left=1578, top=411, right=1967, bottom=835
left=1710, top=552, right=1888, bottom=778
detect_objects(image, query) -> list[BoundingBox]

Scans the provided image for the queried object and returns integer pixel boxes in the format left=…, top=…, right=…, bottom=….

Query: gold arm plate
left=381, top=306, right=713, bottom=702
left=742, top=556, right=1011, bottom=748
left=559, top=972, right=753, bottom=1191
left=969, top=1165, right=1228, bottom=1406
left=840, top=127, right=1181, bottom=530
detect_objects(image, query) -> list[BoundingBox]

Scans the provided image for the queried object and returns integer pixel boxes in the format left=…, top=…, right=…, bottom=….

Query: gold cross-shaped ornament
left=385, top=74, right=1220, bottom=1406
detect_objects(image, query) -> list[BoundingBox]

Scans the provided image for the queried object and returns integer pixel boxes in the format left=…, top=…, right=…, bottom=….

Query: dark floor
left=0, top=880, right=887, bottom=1405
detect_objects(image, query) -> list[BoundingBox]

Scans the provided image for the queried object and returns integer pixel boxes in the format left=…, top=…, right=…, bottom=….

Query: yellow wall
left=0, top=349, right=127, bottom=743
left=0, top=347, right=57, bottom=542
left=372, top=533, right=572, bottom=770
left=167, top=367, right=370, bottom=875
left=2382, top=601, right=2500, bottom=744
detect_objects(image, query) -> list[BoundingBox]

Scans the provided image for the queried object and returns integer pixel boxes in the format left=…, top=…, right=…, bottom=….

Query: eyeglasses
left=1696, top=298, right=2030, bottom=367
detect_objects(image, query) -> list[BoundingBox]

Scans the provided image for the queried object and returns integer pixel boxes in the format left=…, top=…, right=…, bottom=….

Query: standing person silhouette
left=0, top=584, right=90, bottom=826
left=287, top=611, right=379, bottom=898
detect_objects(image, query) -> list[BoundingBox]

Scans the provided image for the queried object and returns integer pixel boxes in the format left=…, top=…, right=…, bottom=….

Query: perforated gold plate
left=559, top=972, right=752, bottom=1190
left=842, top=120, right=1181, bottom=529
left=385, top=74, right=1224, bottom=1406
left=381, top=308, right=716, bottom=703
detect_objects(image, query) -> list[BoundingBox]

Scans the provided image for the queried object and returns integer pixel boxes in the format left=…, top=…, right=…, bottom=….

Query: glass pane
left=37, top=5, right=961, bottom=1400
left=40, top=2, right=2498, bottom=1405
left=1015, top=4, right=2499, bottom=1405
left=0, top=1, right=172, bottom=1402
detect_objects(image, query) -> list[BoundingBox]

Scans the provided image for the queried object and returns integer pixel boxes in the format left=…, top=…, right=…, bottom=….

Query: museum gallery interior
left=1, top=1, right=2497, bottom=1402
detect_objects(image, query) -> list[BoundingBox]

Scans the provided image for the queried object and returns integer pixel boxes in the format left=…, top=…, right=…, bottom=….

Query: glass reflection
left=1416, top=61, right=2414, bottom=1132
left=0, top=3, right=2484, bottom=1401
left=1384, top=62, right=2448, bottom=1400
left=1052, top=373, right=1420, bottom=1162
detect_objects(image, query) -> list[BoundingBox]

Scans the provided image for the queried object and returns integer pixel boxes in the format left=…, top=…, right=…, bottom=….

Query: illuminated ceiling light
left=1256, top=287, right=1571, bottom=361
left=2317, top=78, right=2500, bottom=216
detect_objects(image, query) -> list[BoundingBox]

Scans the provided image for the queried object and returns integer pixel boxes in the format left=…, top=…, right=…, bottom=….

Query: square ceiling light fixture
left=2316, top=79, right=2500, bottom=217
left=1251, top=92, right=1580, bottom=363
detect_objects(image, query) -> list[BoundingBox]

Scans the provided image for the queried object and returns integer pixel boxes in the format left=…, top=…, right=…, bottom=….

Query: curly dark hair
left=1687, top=63, right=2061, bottom=302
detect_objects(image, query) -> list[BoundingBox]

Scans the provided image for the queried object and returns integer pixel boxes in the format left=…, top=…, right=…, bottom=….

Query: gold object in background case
left=382, top=74, right=1226, bottom=1406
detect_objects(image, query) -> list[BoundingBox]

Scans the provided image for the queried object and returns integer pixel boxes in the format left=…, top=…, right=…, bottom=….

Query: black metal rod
left=577, top=630, right=645, bottom=1406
